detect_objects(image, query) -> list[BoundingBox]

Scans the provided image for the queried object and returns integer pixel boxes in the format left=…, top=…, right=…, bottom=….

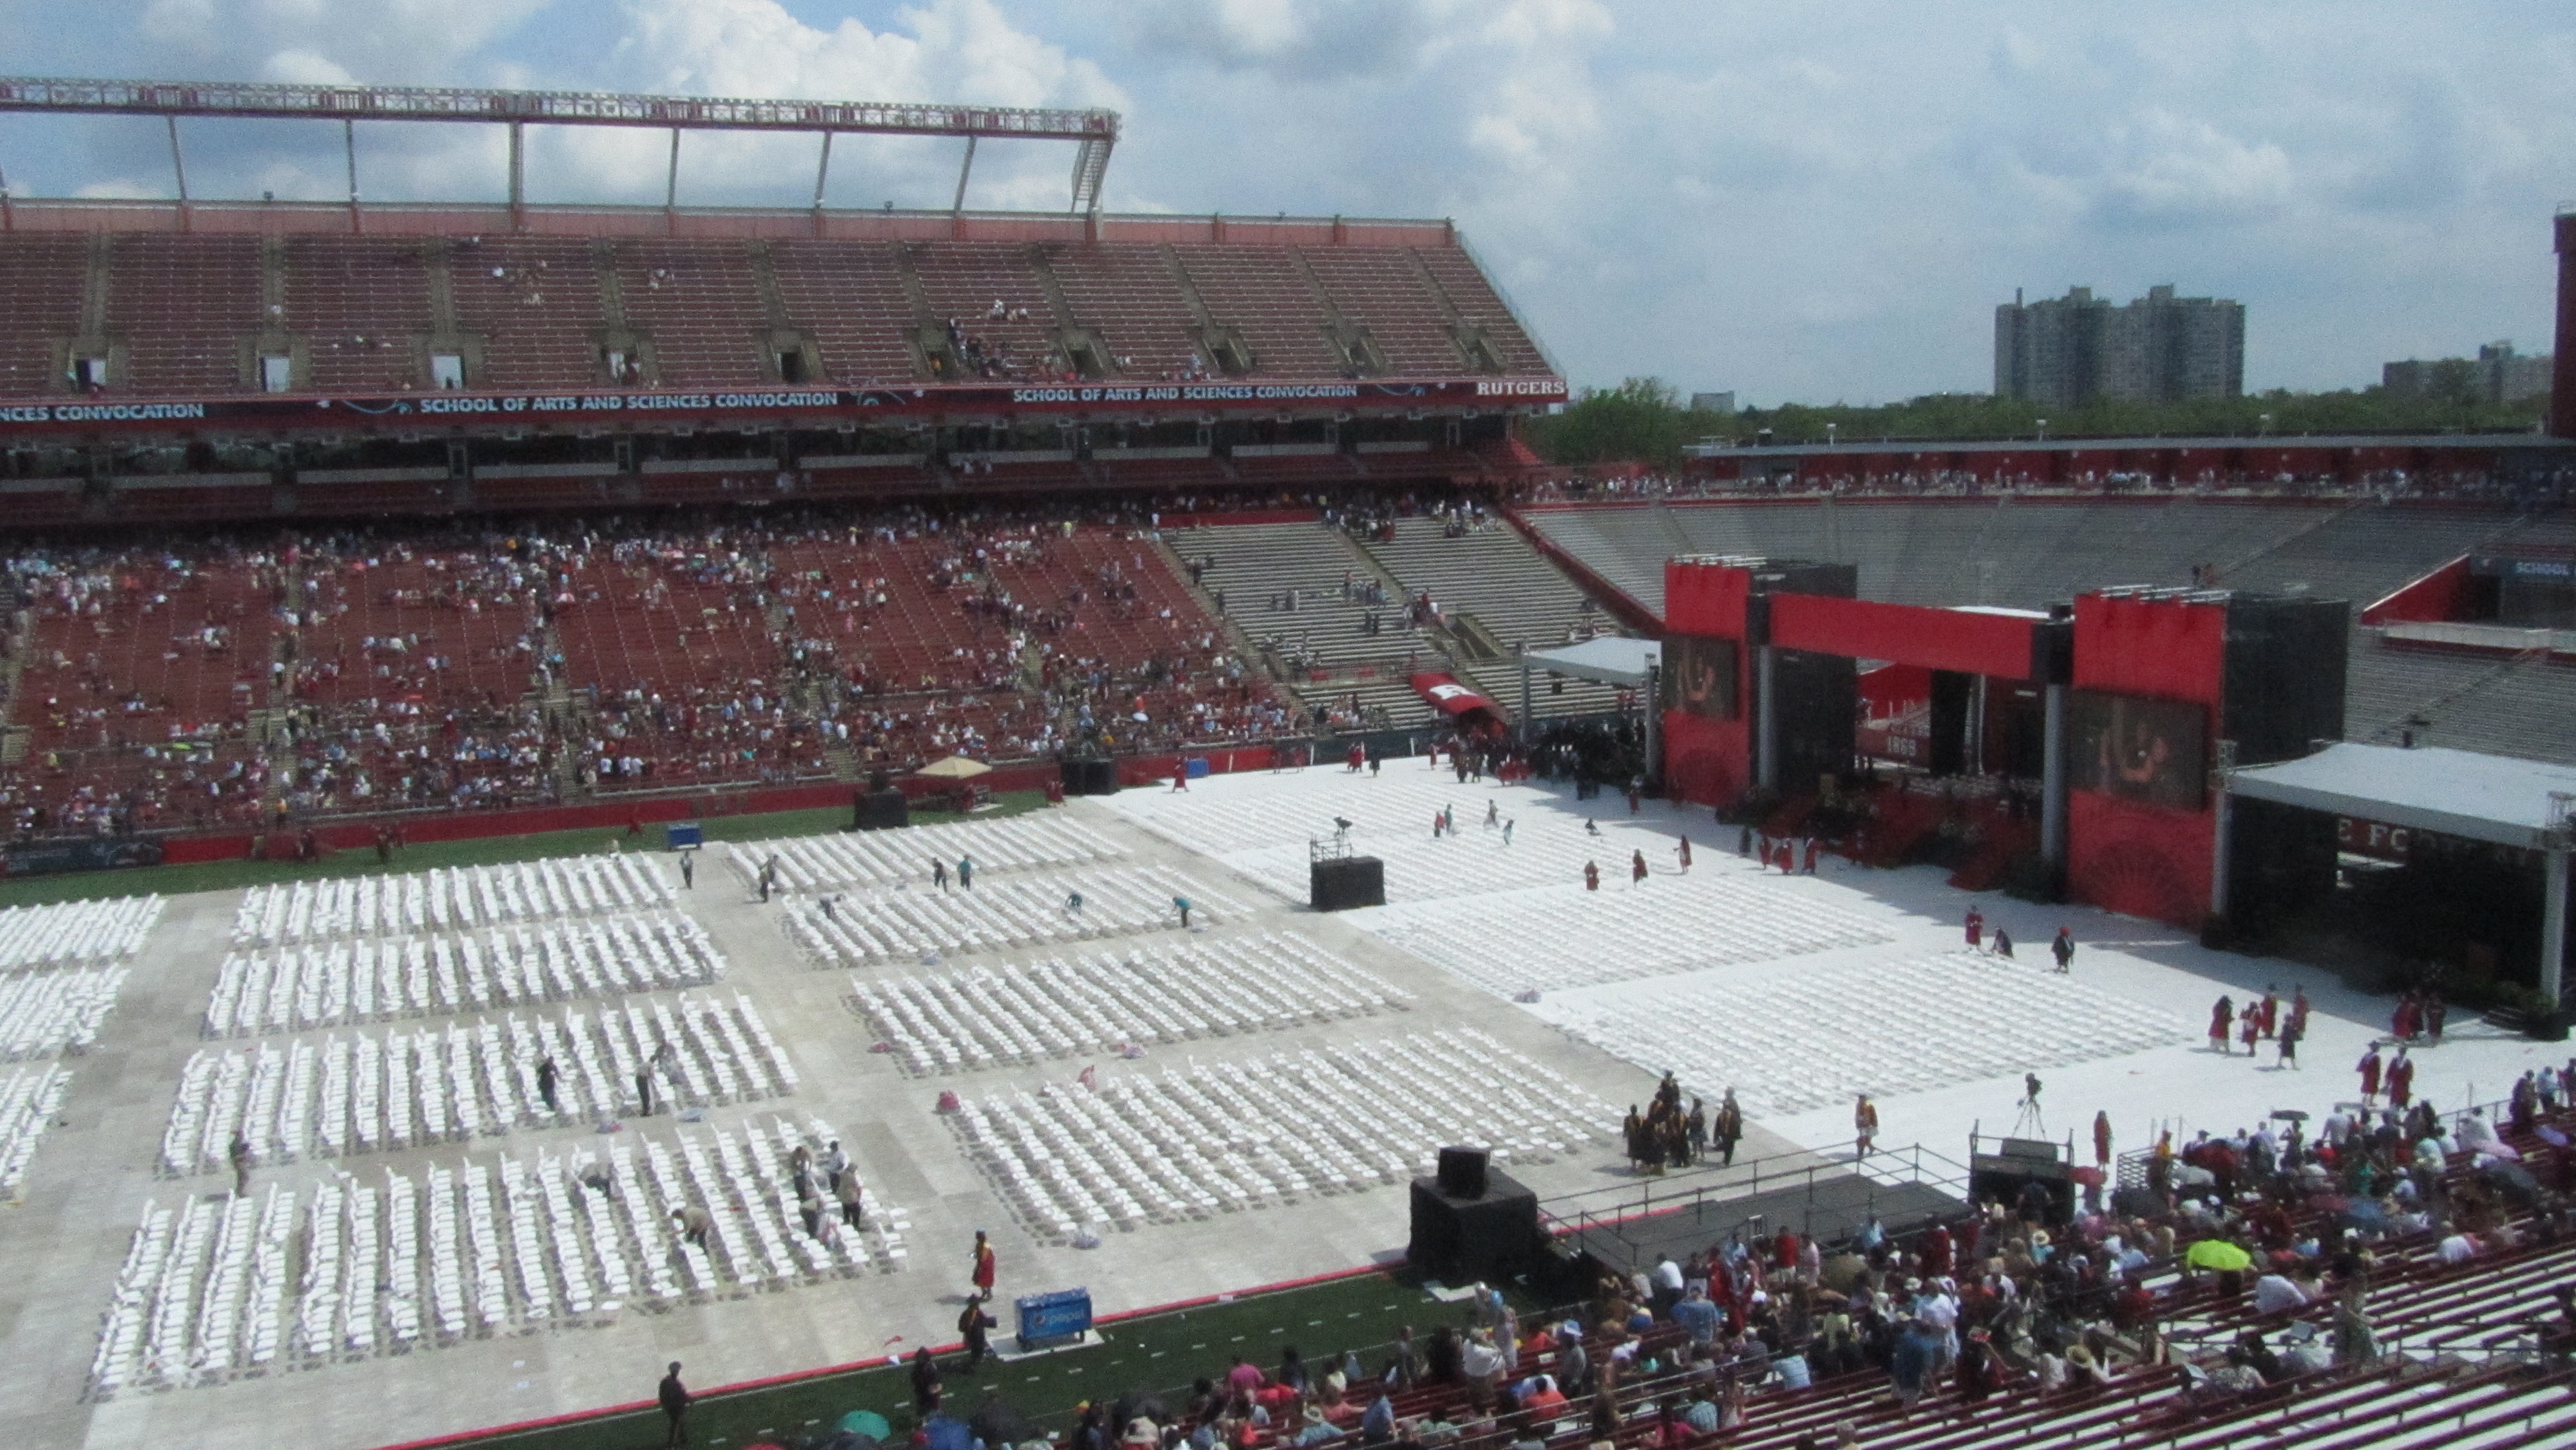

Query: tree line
left=1523, top=378, right=2549, bottom=468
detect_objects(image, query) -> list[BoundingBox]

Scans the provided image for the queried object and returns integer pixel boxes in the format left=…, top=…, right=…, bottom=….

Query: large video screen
left=2072, top=690, right=2207, bottom=809
left=1662, top=635, right=1739, bottom=720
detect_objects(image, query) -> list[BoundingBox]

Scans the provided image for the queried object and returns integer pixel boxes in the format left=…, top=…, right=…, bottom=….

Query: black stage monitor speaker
left=1438, top=1145, right=1490, bottom=1199
left=1408, top=1169, right=1538, bottom=1284
left=1310, top=856, right=1386, bottom=912
left=1062, top=758, right=1118, bottom=797
left=852, top=789, right=910, bottom=831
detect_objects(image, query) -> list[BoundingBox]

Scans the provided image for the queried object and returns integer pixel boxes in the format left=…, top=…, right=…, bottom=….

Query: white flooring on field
left=0, top=755, right=2560, bottom=1450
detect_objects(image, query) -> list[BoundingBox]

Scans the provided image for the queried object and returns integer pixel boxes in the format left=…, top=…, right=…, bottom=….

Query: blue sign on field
left=1015, top=1288, right=1093, bottom=1345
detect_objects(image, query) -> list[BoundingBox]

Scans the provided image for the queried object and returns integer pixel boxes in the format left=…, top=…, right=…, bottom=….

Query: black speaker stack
left=851, top=789, right=910, bottom=831
left=1309, top=856, right=1385, bottom=911
left=1408, top=1146, right=1537, bottom=1284
left=1061, top=758, right=1119, bottom=796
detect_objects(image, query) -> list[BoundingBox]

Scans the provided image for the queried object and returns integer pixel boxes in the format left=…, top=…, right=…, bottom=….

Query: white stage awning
left=2228, top=743, right=2576, bottom=850
left=1521, top=637, right=1660, bottom=689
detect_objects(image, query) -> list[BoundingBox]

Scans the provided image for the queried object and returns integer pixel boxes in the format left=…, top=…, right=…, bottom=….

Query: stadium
left=0, top=72, right=2574, bottom=1450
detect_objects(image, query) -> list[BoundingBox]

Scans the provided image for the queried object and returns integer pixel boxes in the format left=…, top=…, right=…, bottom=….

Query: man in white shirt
left=2252, top=1269, right=2309, bottom=1315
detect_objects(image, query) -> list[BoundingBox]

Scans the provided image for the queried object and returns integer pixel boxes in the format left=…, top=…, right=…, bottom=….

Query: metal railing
left=1536, top=1141, right=1976, bottom=1269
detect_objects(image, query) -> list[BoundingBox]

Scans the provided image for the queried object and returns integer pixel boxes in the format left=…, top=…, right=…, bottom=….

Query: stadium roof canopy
left=1523, top=637, right=1660, bottom=688
left=2228, top=742, right=2576, bottom=850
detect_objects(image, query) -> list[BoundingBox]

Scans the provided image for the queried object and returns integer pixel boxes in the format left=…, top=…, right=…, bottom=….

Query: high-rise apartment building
left=1993, top=284, right=2245, bottom=405
left=2382, top=342, right=2552, bottom=404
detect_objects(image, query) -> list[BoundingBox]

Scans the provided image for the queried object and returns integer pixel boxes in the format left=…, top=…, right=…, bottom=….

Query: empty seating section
left=906, top=244, right=1064, bottom=378
left=1366, top=872, right=1894, bottom=996
left=1299, top=247, right=1464, bottom=374
left=767, top=240, right=919, bottom=384
left=0, top=236, right=88, bottom=396
left=162, top=993, right=796, bottom=1173
left=445, top=236, right=606, bottom=391
left=5, top=231, right=1553, bottom=402
left=608, top=240, right=767, bottom=388
left=1550, top=952, right=2194, bottom=1115
left=1046, top=244, right=1206, bottom=377
left=1527, top=497, right=2576, bottom=766
left=848, top=931, right=1411, bottom=1074
left=1170, top=245, right=1346, bottom=376
left=282, top=239, right=434, bottom=393
left=0, top=896, right=163, bottom=970
left=203, top=915, right=723, bottom=1036
left=1171, top=521, right=1413, bottom=670
left=1412, top=246, right=1552, bottom=372
left=234, top=856, right=672, bottom=946
left=951, top=1028, right=1612, bottom=1242
left=734, top=813, right=1125, bottom=892
left=1363, top=516, right=1627, bottom=715
left=107, top=235, right=262, bottom=396
left=779, top=864, right=1241, bottom=965
left=91, top=1114, right=908, bottom=1395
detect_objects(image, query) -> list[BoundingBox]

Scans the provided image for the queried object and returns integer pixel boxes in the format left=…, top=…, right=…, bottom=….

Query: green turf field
left=0, top=792, right=1047, bottom=908
left=432, top=1268, right=1538, bottom=1450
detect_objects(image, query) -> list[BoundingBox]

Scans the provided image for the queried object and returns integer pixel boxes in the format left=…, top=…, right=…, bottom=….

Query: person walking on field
left=1584, top=860, right=1600, bottom=891
left=229, top=1129, right=253, bottom=1195
left=2051, top=927, right=2075, bottom=973
left=1714, top=1089, right=1744, bottom=1167
left=660, top=1362, right=692, bottom=1448
left=1676, top=836, right=1692, bottom=872
left=2093, top=1111, right=2113, bottom=1169
left=1964, top=906, right=1985, bottom=951
left=679, top=851, right=694, bottom=890
left=2387, top=1048, right=2416, bottom=1110
left=2277, top=1018, right=2301, bottom=1070
left=2357, top=1045, right=2385, bottom=1105
left=934, top=858, right=949, bottom=892
left=537, top=1055, right=561, bottom=1114
left=1631, top=850, right=1650, bottom=887
left=2209, top=996, right=2235, bottom=1055
left=958, top=854, right=975, bottom=890
left=2239, top=1009, right=2261, bottom=1057
left=970, top=1229, right=998, bottom=1299
left=1853, top=1093, right=1880, bottom=1158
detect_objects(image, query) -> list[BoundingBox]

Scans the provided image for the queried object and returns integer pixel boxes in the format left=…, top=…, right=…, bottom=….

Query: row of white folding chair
left=954, top=1031, right=1614, bottom=1239
left=91, top=1203, right=177, bottom=1395
left=234, top=855, right=674, bottom=945
left=0, top=895, right=163, bottom=971
left=0, top=1063, right=70, bottom=1195
left=733, top=813, right=1126, bottom=892
left=203, top=916, right=726, bottom=1036
left=782, top=865, right=1227, bottom=966
left=851, top=931, right=1408, bottom=1074
left=0, top=965, right=129, bottom=1059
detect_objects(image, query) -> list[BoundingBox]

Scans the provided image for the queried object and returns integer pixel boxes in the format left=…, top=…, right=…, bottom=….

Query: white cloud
left=2, top=1, right=2571, bottom=401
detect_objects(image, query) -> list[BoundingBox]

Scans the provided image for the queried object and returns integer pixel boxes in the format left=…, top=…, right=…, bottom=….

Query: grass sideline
left=420, top=1268, right=1532, bottom=1450
left=0, top=791, right=1049, bottom=908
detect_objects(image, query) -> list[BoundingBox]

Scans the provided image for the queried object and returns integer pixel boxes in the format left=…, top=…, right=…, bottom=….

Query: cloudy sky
left=3, top=1, right=2570, bottom=404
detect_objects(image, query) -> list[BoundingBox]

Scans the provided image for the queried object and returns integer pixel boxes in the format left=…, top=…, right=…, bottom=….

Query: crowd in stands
left=7, top=492, right=1521, bottom=839
left=890, top=1067, right=2576, bottom=1450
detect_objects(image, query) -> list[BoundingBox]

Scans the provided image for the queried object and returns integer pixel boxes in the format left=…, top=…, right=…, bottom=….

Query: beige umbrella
left=914, top=755, right=993, bottom=780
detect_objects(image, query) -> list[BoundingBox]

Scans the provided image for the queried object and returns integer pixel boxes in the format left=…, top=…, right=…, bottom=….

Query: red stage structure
left=1659, top=555, right=2346, bottom=930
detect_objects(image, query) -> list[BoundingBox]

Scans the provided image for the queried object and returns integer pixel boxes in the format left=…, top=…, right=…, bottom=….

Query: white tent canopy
left=1521, top=637, right=1661, bottom=689
left=2228, top=743, right=2576, bottom=850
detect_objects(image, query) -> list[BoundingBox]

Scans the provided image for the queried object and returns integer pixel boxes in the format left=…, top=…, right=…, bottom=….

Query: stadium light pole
left=2544, top=791, right=2572, bottom=1012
